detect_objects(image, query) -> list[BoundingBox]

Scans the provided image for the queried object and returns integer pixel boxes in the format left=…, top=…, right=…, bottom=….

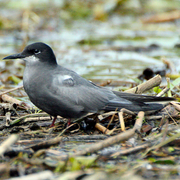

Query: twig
left=171, top=101, right=180, bottom=112
left=118, top=108, right=135, bottom=131
left=7, top=170, right=53, bottom=180
left=156, top=87, right=170, bottom=97
left=0, top=85, right=23, bottom=96
left=119, top=108, right=136, bottom=116
left=63, top=135, right=108, bottom=142
left=57, top=123, right=77, bottom=137
left=166, top=77, right=172, bottom=97
left=111, top=142, right=151, bottom=157
left=145, top=115, right=164, bottom=120
left=24, top=116, right=51, bottom=122
left=0, top=103, right=16, bottom=111
left=72, top=111, right=144, bottom=156
left=95, top=123, right=110, bottom=134
left=98, top=111, right=117, bottom=121
left=5, top=112, right=12, bottom=126
left=133, top=111, right=144, bottom=131
left=25, top=136, right=63, bottom=151
left=10, top=113, right=49, bottom=125
left=106, top=109, right=117, bottom=129
left=73, top=129, right=136, bottom=156
left=118, top=111, right=125, bottom=131
left=125, top=75, right=162, bottom=94
left=1, top=94, right=29, bottom=109
left=0, top=135, right=19, bottom=156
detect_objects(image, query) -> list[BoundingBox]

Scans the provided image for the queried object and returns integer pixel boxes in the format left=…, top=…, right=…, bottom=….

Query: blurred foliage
left=1, top=0, right=180, bottom=31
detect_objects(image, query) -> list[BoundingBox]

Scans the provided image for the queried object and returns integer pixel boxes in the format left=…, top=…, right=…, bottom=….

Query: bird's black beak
left=3, top=53, right=25, bottom=60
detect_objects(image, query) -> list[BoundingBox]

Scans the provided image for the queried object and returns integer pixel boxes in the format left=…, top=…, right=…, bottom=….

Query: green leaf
left=154, top=159, right=175, bottom=165
left=69, top=156, right=97, bottom=171
left=148, top=157, right=156, bottom=162
left=54, top=161, right=67, bottom=173
left=153, top=86, right=162, bottom=94
left=168, top=147, right=175, bottom=152
left=8, top=75, right=22, bottom=84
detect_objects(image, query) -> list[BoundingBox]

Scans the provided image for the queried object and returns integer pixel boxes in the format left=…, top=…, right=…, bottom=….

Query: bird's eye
left=34, top=49, right=41, bottom=54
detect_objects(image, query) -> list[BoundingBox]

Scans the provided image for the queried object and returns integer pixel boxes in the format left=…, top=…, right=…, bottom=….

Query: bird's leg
left=50, top=116, right=57, bottom=127
left=67, top=119, right=71, bottom=126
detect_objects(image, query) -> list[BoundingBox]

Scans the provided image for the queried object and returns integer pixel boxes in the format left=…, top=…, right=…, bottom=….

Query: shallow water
left=0, top=6, right=180, bottom=85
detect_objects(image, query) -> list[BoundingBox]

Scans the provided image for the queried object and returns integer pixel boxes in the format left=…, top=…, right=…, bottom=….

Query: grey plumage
left=3, top=42, right=174, bottom=126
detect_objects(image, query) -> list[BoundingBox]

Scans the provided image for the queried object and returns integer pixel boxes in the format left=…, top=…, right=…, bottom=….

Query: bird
left=3, top=42, right=174, bottom=127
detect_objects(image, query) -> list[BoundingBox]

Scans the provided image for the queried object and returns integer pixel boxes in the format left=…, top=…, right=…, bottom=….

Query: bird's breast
left=23, top=66, right=46, bottom=101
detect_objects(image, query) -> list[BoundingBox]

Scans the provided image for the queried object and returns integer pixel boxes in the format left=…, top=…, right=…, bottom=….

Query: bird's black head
left=3, top=42, right=57, bottom=65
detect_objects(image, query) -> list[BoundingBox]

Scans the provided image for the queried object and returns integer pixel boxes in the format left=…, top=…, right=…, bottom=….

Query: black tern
left=3, top=42, right=174, bottom=127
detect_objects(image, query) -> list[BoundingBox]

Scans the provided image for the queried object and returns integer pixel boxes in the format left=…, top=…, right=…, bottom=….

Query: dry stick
left=0, top=103, right=16, bottom=111
left=74, top=130, right=135, bottom=156
left=25, top=136, right=63, bottom=151
left=145, top=115, right=169, bottom=120
left=0, top=85, right=23, bottom=96
left=118, top=111, right=125, bottom=131
left=133, top=111, right=144, bottom=131
left=1, top=94, right=29, bottom=110
left=8, top=170, right=54, bottom=180
left=125, top=74, right=162, bottom=94
left=170, top=101, right=180, bottom=112
left=156, top=87, right=170, bottom=97
left=5, top=112, right=12, bottom=126
left=10, top=113, right=49, bottom=125
left=166, top=77, right=172, bottom=97
left=99, top=111, right=118, bottom=117
left=120, top=108, right=136, bottom=116
left=1, top=94, right=23, bottom=105
left=95, top=123, right=110, bottom=134
left=106, top=108, right=117, bottom=129
left=58, top=123, right=77, bottom=137
left=98, top=111, right=117, bottom=121
left=0, top=134, right=19, bottom=156
left=118, top=108, right=135, bottom=131
left=73, top=111, right=144, bottom=156
left=24, top=116, right=51, bottom=122
left=62, top=135, right=108, bottom=142
left=111, top=142, right=151, bottom=157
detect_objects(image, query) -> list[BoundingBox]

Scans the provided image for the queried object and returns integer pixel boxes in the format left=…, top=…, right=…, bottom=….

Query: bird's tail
left=113, top=91, right=175, bottom=102
left=104, top=91, right=175, bottom=112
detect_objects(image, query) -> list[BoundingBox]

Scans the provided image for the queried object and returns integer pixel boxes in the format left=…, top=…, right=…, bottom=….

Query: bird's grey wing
left=46, top=71, right=161, bottom=114
left=46, top=73, right=116, bottom=113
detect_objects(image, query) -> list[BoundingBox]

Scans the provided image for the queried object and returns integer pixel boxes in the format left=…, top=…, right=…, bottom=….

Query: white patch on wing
left=63, top=75, right=72, bottom=81
left=56, top=74, right=73, bottom=83
left=23, top=55, right=40, bottom=63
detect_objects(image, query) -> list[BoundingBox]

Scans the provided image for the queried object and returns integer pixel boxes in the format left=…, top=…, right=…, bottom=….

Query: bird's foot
left=67, top=119, right=71, bottom=127
left=50, top=116, right=57, bottom=127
